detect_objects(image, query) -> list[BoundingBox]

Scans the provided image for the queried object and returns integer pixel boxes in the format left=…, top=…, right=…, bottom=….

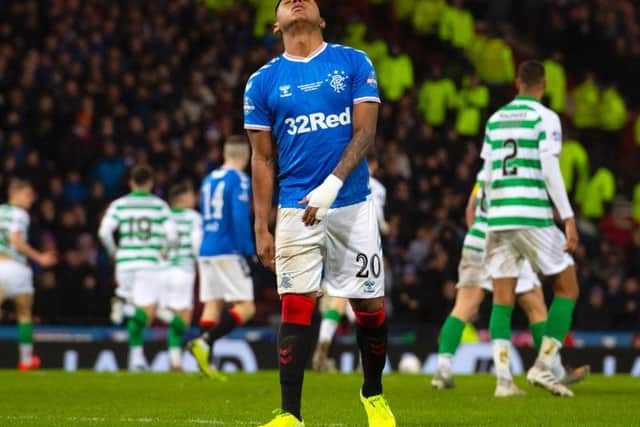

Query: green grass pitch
left=0, top=371, right=638, bottom=426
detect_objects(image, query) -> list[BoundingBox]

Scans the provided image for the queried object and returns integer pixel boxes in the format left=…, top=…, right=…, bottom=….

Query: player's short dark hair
left=168, top=180, right=193, bottom=204
left=130, top=164, right=154, bottom=186
left=517, top=60, right=545, bottom=87
left=8, top=177, right=33, bottom=195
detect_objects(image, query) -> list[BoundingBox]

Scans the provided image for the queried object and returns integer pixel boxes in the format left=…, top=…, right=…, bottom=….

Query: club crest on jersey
left=243, top=96, right=255, bottom=113
left=367, top=70, right=378, bottom=88
left=326, top=70, right=348, bottom=93
left=279, top=85, right=292, bottom=98
left=363, top=280, right=376, bottom=293
left=280, top=273, right=292, bottom=289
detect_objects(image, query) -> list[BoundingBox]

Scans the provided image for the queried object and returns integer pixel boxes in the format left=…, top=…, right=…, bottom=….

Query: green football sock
left=128, top=309, right=148, bottom=347
left=133, top=307, right=148, bottom=325
left=167, top=316, right=187, bottom=349
left=438, top=315, right=466, bottom=355
left=529, top=321, right=546, bottom=352
left=323, top=309, right=342, bottom=322
left=545, top=297, right=576, bottom=343
left=489, top=304, right=513, bottom=341
left=18, top=322, right=33, bottom=344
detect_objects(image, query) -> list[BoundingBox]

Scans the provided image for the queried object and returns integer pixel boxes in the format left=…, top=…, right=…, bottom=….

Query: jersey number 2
left=502, top=139, right=518, bottom=176
left=202, top=182, right=225, bottom=220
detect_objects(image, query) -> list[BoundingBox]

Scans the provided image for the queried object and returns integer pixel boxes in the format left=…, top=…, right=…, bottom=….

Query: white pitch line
left=0, top=415, right=346, bottom=426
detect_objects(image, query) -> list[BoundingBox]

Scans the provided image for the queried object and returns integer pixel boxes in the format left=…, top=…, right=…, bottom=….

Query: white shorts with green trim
left=456, top=248, right=540, bottom=294
left=486, top=226, right=574, bottom=278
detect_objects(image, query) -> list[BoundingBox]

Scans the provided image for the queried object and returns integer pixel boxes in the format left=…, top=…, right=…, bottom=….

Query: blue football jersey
left=244, top=42, right=380, bottom=208
left=199, top=167, right=256, bottom=257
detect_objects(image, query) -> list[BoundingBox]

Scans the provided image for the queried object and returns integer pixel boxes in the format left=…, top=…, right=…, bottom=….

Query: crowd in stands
left=0, top=0, right=639, bottom=333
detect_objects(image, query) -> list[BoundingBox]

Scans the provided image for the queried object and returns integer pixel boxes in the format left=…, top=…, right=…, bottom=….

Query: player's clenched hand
left=255, top=230, right=275, bottom=271
left=298, top=174, right=343, bottom=226
left=564, top=217, right=579, bottom=253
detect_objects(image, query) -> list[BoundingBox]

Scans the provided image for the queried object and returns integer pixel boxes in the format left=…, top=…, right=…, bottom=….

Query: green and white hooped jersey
left=167, top=208, right=202, bottom=271
left=462, top=180, right=488, bottom=254
left=99, top=192, right=176, bottom=271
left=0, top=204, right=29, bottom=264
left=481, top=95, right=563, bottom=231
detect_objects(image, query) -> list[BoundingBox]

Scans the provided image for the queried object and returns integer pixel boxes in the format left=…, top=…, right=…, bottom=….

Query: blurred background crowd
left=0, top=0, right=639, bottom=332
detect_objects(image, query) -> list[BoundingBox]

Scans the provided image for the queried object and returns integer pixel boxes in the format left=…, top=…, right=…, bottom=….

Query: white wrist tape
left=307, top=174, right=343, bottom=220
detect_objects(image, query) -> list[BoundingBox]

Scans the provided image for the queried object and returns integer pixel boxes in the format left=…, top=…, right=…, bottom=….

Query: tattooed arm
left=300, top=102, right=379, bottom=226
left=333, top=102, right=379, bottom=180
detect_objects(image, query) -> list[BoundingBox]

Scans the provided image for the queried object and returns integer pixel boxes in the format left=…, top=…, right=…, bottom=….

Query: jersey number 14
left=202, top=182, right=225, bottom=220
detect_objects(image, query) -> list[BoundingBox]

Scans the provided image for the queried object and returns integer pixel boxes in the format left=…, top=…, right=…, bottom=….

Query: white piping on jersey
left=354, top=96, right=381, bottom=104
left=282, top=42, right=328, bottom=63
left=244, top=124, right=272, bottom=131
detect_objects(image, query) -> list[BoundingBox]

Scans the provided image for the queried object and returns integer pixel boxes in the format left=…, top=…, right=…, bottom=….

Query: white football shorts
left=0, top=259, right=33, bottom=297
left=486, top=226, right=574, bottom=278
left=116, top=268, right=167, bottom=307
left=456, top=248, right=540, bottom=294
left=160, top=266, right=195, bottom=311
left=275, top=199, right=384, bottom=299
left=198, top=255, right=254, bottom=302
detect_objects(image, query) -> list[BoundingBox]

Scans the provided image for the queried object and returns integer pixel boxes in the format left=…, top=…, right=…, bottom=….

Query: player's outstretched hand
left=564, top=217, right=579, bottom=253
left=298, top=174, right=343, bottom=226
left=37, top=251, right=58, bottom=268
left=255, top=231, right=275, bottom=271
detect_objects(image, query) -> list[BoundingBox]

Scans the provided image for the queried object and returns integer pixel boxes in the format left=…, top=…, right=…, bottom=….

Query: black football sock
left=202, top=309, right=241, bottom=346
left=279, top=322, right=313, bottom=420
left=357, top=320, right=388, bottom=398
left=199, top=319, right=216, bottom=336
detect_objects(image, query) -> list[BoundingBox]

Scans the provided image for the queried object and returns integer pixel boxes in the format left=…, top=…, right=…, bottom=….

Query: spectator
left=378, top=44, right=414, bottom=102
left=63, top=171, right=89, bottom=204
left=418, top=65, right=456, bottom=128
left=543, top=52, right=567, bottom=113
left=91, top=142, right=126, bottom=198
left=454, top=73, right=489, bottom=137
left=574, top=287, right=612, bottom=330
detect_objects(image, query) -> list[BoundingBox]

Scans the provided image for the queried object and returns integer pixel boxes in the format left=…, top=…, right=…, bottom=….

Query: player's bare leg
left=188, top=299, right=254, bottom=380
left=15, top=293, right=39, bottom=371
left=127, top=305, right=154, bottom=371
left=527, top=266, right=579, bottom=396
left=350, top=297, right=395, bottom=426
left=433, top=287, right=485, bottom=389
left=313, top=296, right=348, bottom=372
left=490, top=278, right=525, bottom=397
